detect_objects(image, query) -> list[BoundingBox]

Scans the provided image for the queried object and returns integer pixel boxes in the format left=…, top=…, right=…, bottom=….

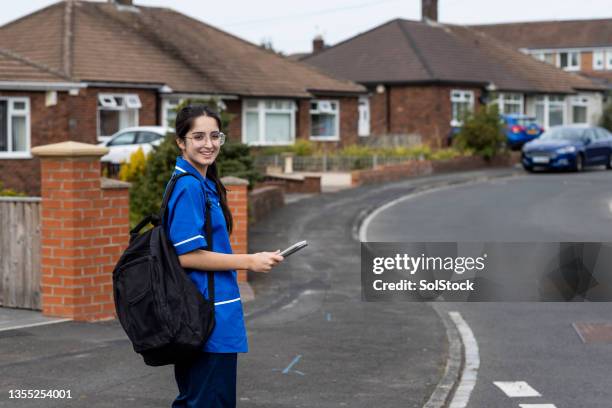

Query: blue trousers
left=172, top=352, right=237, bottom=408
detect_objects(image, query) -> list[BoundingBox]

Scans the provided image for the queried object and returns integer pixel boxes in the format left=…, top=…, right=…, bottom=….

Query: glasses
left=185, top=131, right=226, bottom=146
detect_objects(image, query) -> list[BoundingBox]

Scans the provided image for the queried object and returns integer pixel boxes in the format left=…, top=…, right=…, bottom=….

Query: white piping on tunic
left=174, top=235, right=205, bottom=247
left=175, top=166, right=187, bottom=173
left=214, top=297, right=241, bottom=306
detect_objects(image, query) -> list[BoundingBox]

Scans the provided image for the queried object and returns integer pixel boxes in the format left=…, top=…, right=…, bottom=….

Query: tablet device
left=280, top=240, right=308, bottom=258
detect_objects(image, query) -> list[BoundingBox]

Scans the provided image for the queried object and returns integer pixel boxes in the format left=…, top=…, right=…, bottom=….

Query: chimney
left=108, top=0, right=133, bottom=5
left=422, top=0, right=438, bottom=22
left=312, top=35, right=325, bottom=54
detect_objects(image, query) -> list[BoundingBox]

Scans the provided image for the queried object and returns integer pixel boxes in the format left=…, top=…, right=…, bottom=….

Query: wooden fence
left=0, top=197, right=41, bottom=310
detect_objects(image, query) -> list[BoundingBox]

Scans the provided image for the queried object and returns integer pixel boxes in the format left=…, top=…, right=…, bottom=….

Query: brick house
left=0, top=0, right=365, bottom=195
left=472, top=19, right=612, bottom=90
left=300, top=4, right=605, bottom=146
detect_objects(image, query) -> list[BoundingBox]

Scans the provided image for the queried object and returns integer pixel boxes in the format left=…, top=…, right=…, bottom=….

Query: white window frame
left=242, top=99, right=296, bottom=146
left=570, top=95, right=589, bottom=124
left=558, top=51, right=580, bottom=71
left=161, top=97, right=181, bottom=128
left=450, top=89, right=474, bottom=127
left=97, top=93, right=140, bottom=141
left=606, top=48, right=612, bottom=70
left=593, top=49, right=605, bottom=70
left=493, top=92, right=524, bottom=115
left=534, top=95, right=567, bottom=129
left=160, top=95, right=229, bottom=128
left=310, top=99, right=340, bottom=141
left=0, top=97, right=31, bottom=159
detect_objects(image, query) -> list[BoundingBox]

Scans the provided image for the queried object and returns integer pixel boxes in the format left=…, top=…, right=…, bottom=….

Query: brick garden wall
left=36, top=151, right=130, bottom=321
left=223, top=177, right=249, bottom=283
left=248, top=185, right=284, bottom=225
left=351, top=153, right=520, bottom=186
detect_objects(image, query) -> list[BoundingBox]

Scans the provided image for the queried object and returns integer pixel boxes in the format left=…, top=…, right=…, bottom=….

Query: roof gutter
left=307, top=88, right=367, bottom=97
left=0, top=81, right=86, bottom=91
left=84, top=81, right=169, bottom=90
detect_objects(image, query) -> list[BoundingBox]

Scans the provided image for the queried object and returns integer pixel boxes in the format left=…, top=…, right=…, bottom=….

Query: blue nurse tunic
left=164, top=156, right=248, bottom=354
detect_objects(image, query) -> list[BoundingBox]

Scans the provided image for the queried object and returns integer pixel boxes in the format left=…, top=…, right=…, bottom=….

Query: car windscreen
left=108, top=132, right=137, bottom=146
left=515, top=117, right=539, bottom=127
left=539, top=127, right=586, bottom=141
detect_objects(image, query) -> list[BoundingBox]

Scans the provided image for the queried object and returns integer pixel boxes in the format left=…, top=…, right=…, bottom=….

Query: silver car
left=98, top=126, right=172, bottom=164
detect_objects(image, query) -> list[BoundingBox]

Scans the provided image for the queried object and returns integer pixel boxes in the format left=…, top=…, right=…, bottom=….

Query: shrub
left=258, top=139, right=316, bottom=156
left=454, top=104, right=505, bottom=160
left=0, top=182, right=25, bottom=197
left=118, top=147, right=148, bottom=182
left=430, top=148, right=463, bottom=161
left=217, top=141, right=261, bottom=186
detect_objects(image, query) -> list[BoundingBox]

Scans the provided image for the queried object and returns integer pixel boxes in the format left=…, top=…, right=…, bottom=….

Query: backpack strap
left=160, top=172, right=215, bottom=305
left=203, top=192, right=214, bottom=304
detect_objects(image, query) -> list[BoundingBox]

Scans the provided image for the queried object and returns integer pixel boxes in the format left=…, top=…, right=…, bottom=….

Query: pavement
left=0, top=167, right=521, bottom=407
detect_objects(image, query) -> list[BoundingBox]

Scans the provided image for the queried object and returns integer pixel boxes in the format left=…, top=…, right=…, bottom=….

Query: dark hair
left=175, top=104, right=233, bottom=234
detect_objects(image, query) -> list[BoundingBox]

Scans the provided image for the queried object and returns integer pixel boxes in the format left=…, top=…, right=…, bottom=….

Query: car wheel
left=522, top=164, right=534, bottom=173
left=607, top=154, right=612, bottom=170
left=574, top=153, right=584, bottom=172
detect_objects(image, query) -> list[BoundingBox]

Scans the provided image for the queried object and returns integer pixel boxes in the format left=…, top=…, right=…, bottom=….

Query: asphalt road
left=5, top=166, right=605, bottom=408
left=364, top=168, right=612, bottom=408
left=2, top=168, right=522, bottom=408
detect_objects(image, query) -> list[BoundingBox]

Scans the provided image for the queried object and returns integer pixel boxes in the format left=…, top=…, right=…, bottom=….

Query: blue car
left=502, top=114, right=544, bottom=150
left=521, top=125, right=612, bottom=172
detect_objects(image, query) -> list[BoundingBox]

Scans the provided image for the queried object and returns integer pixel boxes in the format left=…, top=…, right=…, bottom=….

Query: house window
left=161, top=96, right=227, bottom=128
left=494, top=93, right=523, bottom=115
left=533, top=52, right=555, bottom=65
left=570, top=95, right=589, bottom=124
left=162, top=97, right=181, bottom=127
left=243, top=99, right=295, bottom=145
left=593, top=50, right=605, bottom=70
left=607, top=49, right=612, bottom=70
left=0, top=97, right=30, bottom=159
left=558, top=51, right=580, bottom=71
left=450, top=90, right=474, bottom=126
left=310, top=100, right=340, bottom=140
left=534, top=95, right=566, bottom=129
left=548, top=95, right=565, bottom=127
left=543, top=52, right=555, bottom=65
left=97, top=93, right=141, bottom=141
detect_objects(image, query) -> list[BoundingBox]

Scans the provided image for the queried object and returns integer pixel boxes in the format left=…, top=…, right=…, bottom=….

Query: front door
left=358, top=96, right=370, bottom=137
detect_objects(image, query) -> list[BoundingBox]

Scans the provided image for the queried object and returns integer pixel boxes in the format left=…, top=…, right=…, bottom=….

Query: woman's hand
left=249, top=250, right=284, bottom=273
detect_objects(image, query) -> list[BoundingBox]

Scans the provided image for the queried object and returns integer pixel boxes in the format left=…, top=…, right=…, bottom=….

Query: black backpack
left=113, top=172, right=215, bottom=366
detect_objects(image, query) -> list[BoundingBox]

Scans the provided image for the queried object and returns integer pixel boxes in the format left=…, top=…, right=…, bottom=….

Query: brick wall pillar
left=221, top=176, right=249, bottom=283
left=31, top=141, right=130, bottom=321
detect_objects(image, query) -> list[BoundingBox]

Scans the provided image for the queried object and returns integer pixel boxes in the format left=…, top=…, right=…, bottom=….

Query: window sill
left=310, top=136, right=340, bottom=142
left=245, top=141, right=294, bottom=146
left=0, top=152, right=33, bottom=160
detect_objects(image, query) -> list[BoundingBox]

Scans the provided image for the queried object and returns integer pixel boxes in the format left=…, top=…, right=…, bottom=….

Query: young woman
left=165, top=104, right=283, bottom=407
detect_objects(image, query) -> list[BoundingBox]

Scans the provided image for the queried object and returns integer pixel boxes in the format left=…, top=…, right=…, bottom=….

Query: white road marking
left=0, top=318, right=71, bottom=333
left=608, top=200, right=612, bottom=214
left=358, top=175, right=524, bottom=242
left=493, top=381, right=542, bottom=398
left=519, top=405, right=557, bottom=408
left=448, top=311, right=480, bottom=408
